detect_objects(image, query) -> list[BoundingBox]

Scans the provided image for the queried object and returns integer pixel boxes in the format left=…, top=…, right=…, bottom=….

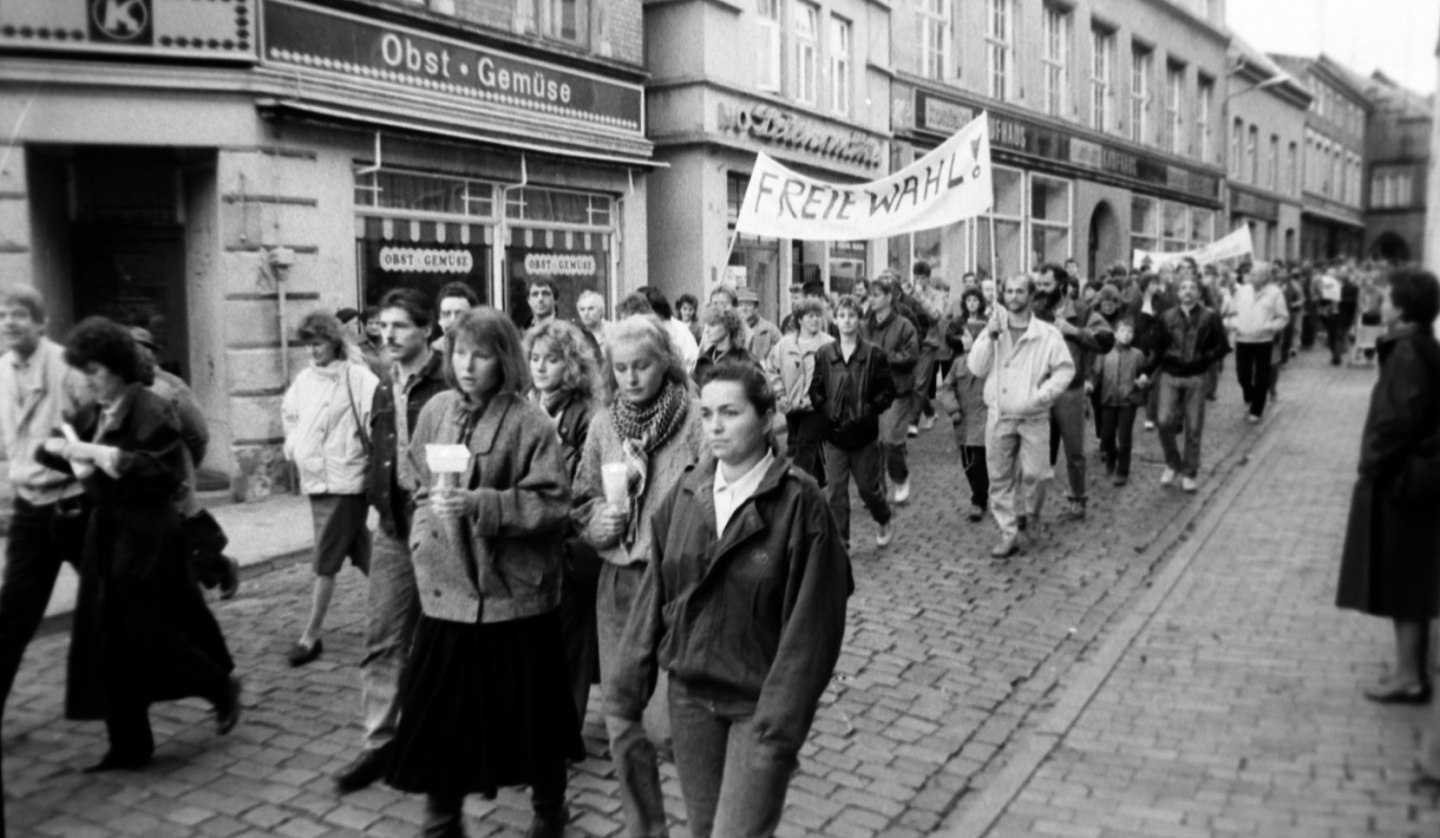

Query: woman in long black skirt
left=389, top=307, right=580, bottom=838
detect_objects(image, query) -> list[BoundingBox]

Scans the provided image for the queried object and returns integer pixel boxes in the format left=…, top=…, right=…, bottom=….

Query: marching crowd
left=0, top=250, right=1413, bottom=838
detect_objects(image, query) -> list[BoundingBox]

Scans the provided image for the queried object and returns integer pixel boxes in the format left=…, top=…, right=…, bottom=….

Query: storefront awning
left=1300, top=204, right=1364, bottom=229
left=257, top=98, right=666, bottom=171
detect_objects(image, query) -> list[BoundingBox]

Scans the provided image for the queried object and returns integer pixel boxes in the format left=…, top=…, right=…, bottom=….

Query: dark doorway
left=72, top=225, right=189, bottom=380
left=1088, top=201, right=1120, bottom=280
left=1369, top=232, right=1412, bottom=263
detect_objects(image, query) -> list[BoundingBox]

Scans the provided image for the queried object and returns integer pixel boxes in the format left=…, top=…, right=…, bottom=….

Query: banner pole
left=988, top=213, right=999, bottom=282
left=719, top=226, right=741, bottom=289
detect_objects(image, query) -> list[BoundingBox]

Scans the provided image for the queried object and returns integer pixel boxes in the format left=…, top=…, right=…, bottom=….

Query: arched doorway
left=1368, top=232, right=1411, bottom=263
left=1088, top=201, right=1121, bottom=280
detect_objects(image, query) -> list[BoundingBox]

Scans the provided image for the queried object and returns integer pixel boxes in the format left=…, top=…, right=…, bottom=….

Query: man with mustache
left=1032, top=264, right=1114, bottom=522
left=334, top=287, right=450, bottom=793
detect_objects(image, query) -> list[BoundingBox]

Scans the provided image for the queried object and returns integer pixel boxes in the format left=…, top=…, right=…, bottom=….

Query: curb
left=935, top=386, right=1308, bottom=837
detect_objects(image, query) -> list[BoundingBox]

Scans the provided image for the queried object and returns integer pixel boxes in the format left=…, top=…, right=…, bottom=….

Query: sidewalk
left=0, top=493, right=315, bottom=620
left=943, top=354, right=1440, bottom=836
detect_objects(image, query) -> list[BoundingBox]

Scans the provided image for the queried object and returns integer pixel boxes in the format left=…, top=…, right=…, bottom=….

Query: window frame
left=986, top=0, right=1014, bottom=101
left=1196, top=75, right=1214, bottom=163
left=793, top=1, right=819, bottom=106
left=1164, top=62, right=1184, bottom=155
left=756, top=0, right=782, bottom=93
left=830, top=14, right=853, bottom=116
left=1041, top=4, right=1072, bottom=119
left=1130, top=44, right=1152, bottom=145
left=1090, top=26, right=1115, bottom=133
left=917, top=0, right=951, bottom=81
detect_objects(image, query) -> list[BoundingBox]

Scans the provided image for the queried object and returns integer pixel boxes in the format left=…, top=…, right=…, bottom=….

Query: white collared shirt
left=713, top=450, right=774, bottom=536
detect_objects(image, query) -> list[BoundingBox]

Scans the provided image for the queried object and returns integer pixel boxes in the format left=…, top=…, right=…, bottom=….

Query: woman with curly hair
left=694, top=302, right=753, bottom=387
left=41, top=317, right=240, bottom=772
left=281, top=310, right=380, bottom=666
left=675, top=293, right=702, bottom=345
left=524, top=319, right=606, bottom=725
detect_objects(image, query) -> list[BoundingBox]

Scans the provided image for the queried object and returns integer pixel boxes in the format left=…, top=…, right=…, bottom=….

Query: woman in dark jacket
left=1336, top=268, right=1440, bottom=704
left=41, top=317, right=239, bottom=772
left=387, top=307, right=579, bottom=838
left=524, top=319, right=605, bottom=727
left=693, top=302, right=754, bottom=387
left=607, top=360, right=853, bottom=838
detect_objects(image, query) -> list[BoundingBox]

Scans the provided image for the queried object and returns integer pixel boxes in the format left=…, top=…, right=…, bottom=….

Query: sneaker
left=1144, top=420, right=1156, bottom=431
left=907, top=425, right=920, bottom=438
left=1246, top=414, right=1260, bottom=424
left=893, top=479, right=911, bottom=504
left=1181, top=476, right=1198, bottom=493
left=1060, top=500, right=1086, bottom=521
left=286, top=637, right=323, bottom=667
left=920, top=414, right=936, bottom=431
left=1160, top=468, right=1176, bottom=487
left=989, top=535, right=1020, bottom=558
left=876, top=522, right=893, bottom=547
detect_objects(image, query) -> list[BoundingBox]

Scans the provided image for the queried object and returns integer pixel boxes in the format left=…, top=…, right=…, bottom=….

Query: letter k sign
left=90, top=0, right=154, bottom=45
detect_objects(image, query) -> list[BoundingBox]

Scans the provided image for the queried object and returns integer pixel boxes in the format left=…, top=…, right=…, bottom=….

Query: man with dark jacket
left=334, top=287, right=450, bottom=793
left=1144, top=275, right=1230, bottom=493
left=862, top=277, right=919, bottom=505
left=810, top=294, right=896, bottom=549
left=1034, top=264, right=1114, bottom=521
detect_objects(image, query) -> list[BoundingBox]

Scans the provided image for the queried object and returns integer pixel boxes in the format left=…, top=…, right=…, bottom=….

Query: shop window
left=829, top=241, right=868, bottom=297
left=914, top=228, right=943, bottom=282
left=506, top=226, right=609, bottom=327
left=1131, top=195, right=1158, bottom=254
left=355, top=216, right=493, bottom=312
left=978, top=165, right=1024, bottom=278
left=728, top=172, right=785, bottom=322
left=355, top=170, right=496, bottom=219
left=1190, top=208, right=1214, bottom=247
left=504, top=186, right=611, bottom=226
left=1029, top=174, right=1071, bottom=267
left=1160, top=202, right=1189, bottom=252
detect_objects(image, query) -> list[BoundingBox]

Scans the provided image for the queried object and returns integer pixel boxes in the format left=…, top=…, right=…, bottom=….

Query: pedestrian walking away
left=809, top=294, right=896, bottom=549
left=384, top=307, right=581, bottom=838
left=334, top=289, right=450, bottom=795
left=39, top=317, right=240, bottom=775
left=1336, top=268, right=1440, bottom=711
left=967, top=274, right=1074, bottom=558
left=607, top=360, right=853, bottom=838
left=573, top=314, right=705, bottom=838
left=282, top=311, right=381, bottom=667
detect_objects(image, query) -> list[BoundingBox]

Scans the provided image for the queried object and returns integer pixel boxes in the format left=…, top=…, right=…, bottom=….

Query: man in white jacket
left=968, top=274, right=1075, bottom=558
left=1225, top=261, right=1290, bottom=423
left=282, top=311, right=380, bottom=666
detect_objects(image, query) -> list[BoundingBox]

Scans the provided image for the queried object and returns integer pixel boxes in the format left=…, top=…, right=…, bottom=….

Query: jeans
left=959, top=445, right=989, bottom=510
left=821, top=441, right=891, bottom=545
left=599, top=562, right=668, bottom=838
left=1145, top=378, right=1161, bottom=424
left=784, top=411, right=827, bottom=487
left=667, top=679, right=798, bottom=838
left=985, top=414, right=1052, bottom=539
left=359, top=526, right=419, bottom=751
left=911, top=350, right=938, bottom=422
left=1047, top=389, right=1088, bottom=503
left=877, top=399, right=910, bottom=485
left=1234, top=341, right=1273, bottom=417
left=1157, top=373, right=1207, bottom=478
left=1098, top=404, right=1138, bottom=477
left=1327, top=310, right=1349, bottom=361
left=0, top=497, right=88, bottom=710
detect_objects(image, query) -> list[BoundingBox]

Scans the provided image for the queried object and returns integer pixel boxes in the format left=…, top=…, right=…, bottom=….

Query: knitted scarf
left=610, top=380, right=689, bottom=547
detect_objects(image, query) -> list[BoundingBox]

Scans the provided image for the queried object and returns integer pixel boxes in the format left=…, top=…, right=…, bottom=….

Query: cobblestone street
left=6, top=351, right=1436, bottom=838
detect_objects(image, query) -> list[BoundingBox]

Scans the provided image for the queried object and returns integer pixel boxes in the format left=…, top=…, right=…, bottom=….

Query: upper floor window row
left=755, top=0, right=856, bottom=118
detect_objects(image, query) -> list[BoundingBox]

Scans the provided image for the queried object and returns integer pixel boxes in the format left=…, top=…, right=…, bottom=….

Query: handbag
left=344, top=365, right=372, bottom=455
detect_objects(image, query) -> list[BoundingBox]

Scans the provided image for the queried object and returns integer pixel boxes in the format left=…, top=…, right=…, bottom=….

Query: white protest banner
left=1132, top=226, right=1253, bottom=270
left=734, top=114, right=992, bottom=240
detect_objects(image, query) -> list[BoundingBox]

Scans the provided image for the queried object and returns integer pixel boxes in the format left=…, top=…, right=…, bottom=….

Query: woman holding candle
left=386, top=307, right=578, bottom=838
left=573, top=314, right=704, bottom=838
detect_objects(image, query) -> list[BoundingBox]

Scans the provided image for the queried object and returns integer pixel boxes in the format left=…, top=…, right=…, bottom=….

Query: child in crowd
left=808, top=294, right=897, bottom=549
left=1089, top=317, right=1149, bottom=486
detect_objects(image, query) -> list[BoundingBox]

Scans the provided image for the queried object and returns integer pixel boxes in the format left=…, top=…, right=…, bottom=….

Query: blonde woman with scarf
left=574, top=315, right=704, bottom=838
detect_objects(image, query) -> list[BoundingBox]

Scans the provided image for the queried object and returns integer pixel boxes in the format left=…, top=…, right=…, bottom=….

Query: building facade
left=0, top=0, right=654, bottom=498
left=1223, top=37, right=1309, bottom=262
left=886, top=0, right=1228, bottom=290
left=1271, top=53, right=1370, bottom=261
left=643, top=0, right=892, bottom=321
left=1363, top=71, right=1431, bottom=263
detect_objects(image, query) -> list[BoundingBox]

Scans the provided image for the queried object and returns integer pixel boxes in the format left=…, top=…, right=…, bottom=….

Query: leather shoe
left=335, top=745, right=392, bottom=794
left=1364, top=679, right=1432, bottom=705
left=83, top=751, right=151, bottom=773
left=287, top=637, right=323, bottom=667
left=215, top=676, right=242, bottom=734
left=525, top=805, right=570, bottom=838
left=989, top=536, right=1020, bottom=559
